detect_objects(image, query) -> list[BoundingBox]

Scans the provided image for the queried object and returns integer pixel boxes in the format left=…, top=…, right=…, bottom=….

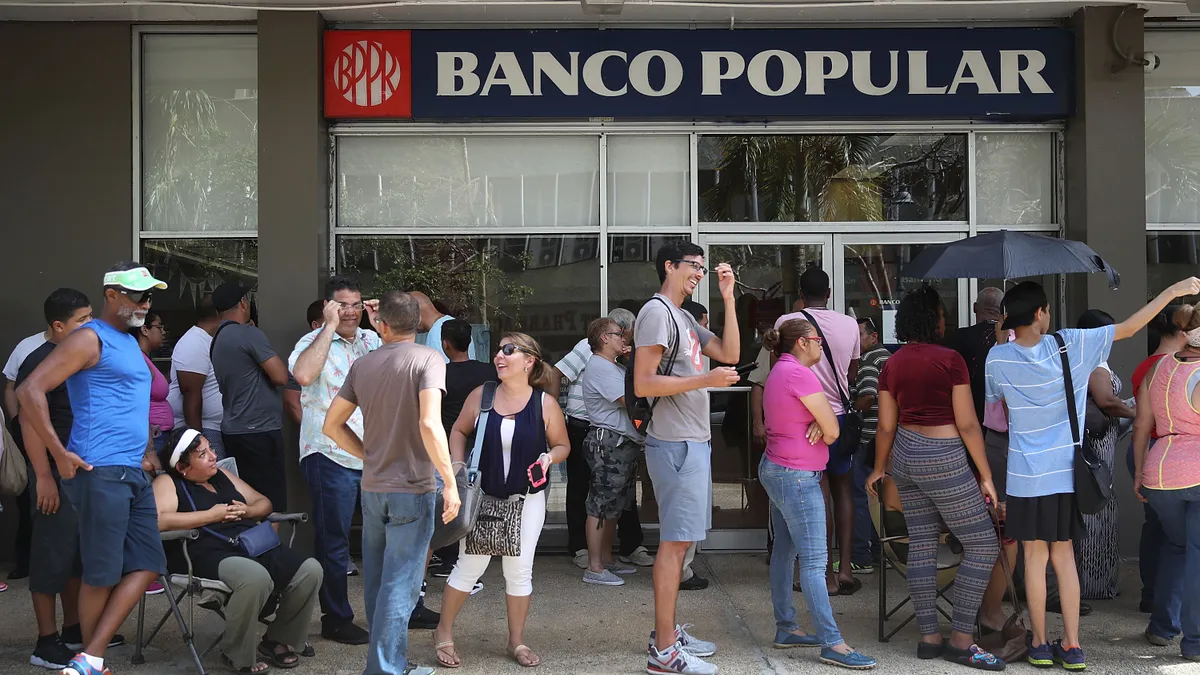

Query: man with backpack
left=633, top=242, right=741, bottom=675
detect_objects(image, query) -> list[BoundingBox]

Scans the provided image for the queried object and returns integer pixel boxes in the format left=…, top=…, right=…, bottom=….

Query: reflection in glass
left=698, top=134, right=966, bottom=223
left=337, top=136, right=600, bottom=229
left=710, top=389, right=770, bottom=529
left=140, top=238, right=258, bottom=352
left=141, top=35, right=258, bottom=233
left=975, top=133, right=1055, bottom=225
left=978, top=276, right=1060, bottom=330
left=607, top=135, right=690, bottom=229
left=1147, top=232, right=1200, bottom=300
left=843, top=244, right=958, bottom=345
left=1146, top=88, right=1200, bottom=224
left=607, top=235, right=690, bottom=315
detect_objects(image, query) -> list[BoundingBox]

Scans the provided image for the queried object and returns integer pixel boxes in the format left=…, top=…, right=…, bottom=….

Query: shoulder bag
left=430, top=381, right=495, bottom=551
left=625, top=297, right=681, bottom=433
left=464, top=385, right=540, bottom=558
left=0, top=420, right=28, bottom=498
left=800, top=311, right=863, bottom=455
left=176, top=479, right=280, bottom=557
left=1052, top=333, right=1113, bottom=515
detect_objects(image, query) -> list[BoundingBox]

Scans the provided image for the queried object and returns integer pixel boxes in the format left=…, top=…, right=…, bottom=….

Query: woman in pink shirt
left=133, top=310, right=174, bottom=453
left=759, top=319, right=875, bottom=669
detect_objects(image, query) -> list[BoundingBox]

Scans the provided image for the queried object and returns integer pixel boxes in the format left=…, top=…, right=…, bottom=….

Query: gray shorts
left=28, top=468, right=82, bottom=595
left=644, top=435, right=712, bottom=543
left=984, top=429, right=1009, bottom=501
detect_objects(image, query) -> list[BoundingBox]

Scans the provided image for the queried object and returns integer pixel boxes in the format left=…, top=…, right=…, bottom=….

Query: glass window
left=139, top=238, right=259, bottom=355
left=141, top=34, right=258, bottom=233
left=337, top=136, right=600, bottom=230
left=1146, top=33, right=1200, bottom=225
left=843, top=243, right=959, bottom=344
left=606, top=135, right=689, bottom=229
left=1147, top=232, right=1200, bottom=300
left=975, top=133, right=1055, bottom=226
left=607, top=234, right=690, bottom=313
left=697, top=134, right=966, bottom=223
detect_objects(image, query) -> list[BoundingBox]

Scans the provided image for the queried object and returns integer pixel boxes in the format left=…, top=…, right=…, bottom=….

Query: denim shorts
left=28, top=468, right=82, bottom=595
left=61, top=465, right=167, bottom=588
left=644, top=435, right=712, bottom=543
left=825, top=414, right=852, bottom=476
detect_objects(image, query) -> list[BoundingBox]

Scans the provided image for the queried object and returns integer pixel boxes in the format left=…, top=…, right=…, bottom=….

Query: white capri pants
left=447, top=490, right=547, bottom=597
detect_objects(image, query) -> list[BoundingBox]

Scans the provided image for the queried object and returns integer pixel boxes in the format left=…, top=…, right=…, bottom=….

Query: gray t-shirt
left=634, top=294, right=714, bottom=443
left=583, top=354, right=642, bottom=441
left=210, top=321, right=282, bottom=434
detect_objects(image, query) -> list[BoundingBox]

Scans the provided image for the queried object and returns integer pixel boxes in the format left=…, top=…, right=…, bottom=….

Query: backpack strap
left=1053, top=332, right=1082, bottom=451
left=466, top=381, right=498, bottom=480
left=208, top=320, right=236, bottom=360
left=644, top=296, right=681, bottom=415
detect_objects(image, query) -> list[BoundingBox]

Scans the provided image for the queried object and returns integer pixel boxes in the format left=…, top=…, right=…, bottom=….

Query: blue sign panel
left=408, top=28, right=1073, bottom=121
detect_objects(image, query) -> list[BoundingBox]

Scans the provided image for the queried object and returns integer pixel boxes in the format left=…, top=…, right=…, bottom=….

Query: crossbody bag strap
left=174, top=478, right=239, bottom=545
left=467, top=381, right=498, bottom=480
left=1053, top=333, right=1082, bottom=449
left=800, top=310, right=853, bottom=410
left=208, top=320, right=236, bottom=360
left=646, top=296, right=681, bottom=415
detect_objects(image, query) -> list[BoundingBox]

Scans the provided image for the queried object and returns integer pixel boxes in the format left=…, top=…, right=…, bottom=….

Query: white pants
left=447, top=490, right=547, bottom=597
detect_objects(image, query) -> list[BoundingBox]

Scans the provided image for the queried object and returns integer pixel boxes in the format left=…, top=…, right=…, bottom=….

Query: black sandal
left=258, top=639, right=300, bottom=669
left=221, top=652, right=271, bottom=673
left=837, top=577, right=863, bottom=596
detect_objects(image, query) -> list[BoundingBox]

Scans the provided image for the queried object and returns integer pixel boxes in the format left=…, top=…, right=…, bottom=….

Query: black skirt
left=1004, top=493, right=1082, bottom=543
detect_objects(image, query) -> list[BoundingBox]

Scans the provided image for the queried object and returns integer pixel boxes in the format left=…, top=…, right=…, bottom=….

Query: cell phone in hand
left=735, top=362, right=759, bottom=377
left=527, top=461, right=547, bottom=488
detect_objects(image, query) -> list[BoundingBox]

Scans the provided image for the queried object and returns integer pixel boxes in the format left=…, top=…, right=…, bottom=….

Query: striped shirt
left=554, top=338, right=592, bottom=420
left=984, top=326, right=1114, bottom=498
left=855, top=346, right=890, bottom=441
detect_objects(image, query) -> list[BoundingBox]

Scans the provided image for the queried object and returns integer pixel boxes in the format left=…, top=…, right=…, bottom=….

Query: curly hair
left=894, top=286, right=944, bottom=344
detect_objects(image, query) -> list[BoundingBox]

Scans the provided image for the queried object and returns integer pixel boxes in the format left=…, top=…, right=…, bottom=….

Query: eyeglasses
left=339, top=302, right=365, bottom=311
left=149, top=324, right=165, bottom=332
left=671, top=259, right=708, bottom=275
left=119, top=289, right=153, bottom=304
left=604, top=331, right=625, bottom=339
left=498, top=343, right=537, bottom=357
left=802, top=336, right=825, bottom=346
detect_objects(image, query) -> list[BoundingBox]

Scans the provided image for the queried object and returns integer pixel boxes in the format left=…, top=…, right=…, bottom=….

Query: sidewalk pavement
left=0, top=555, right=1186, bottom=674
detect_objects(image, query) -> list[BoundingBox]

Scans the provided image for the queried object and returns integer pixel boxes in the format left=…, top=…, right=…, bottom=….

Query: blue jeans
left=851, top=444, right=877, bottom=565
left=1127, top=440, right=1167, bottom=606
left=302, top=453, right=362, bottom=626
left=361, top=490, right=436, bottom=675
left=759, top=456, right=845, bottom=648
left=1144, top=485, right=1200, bottom=657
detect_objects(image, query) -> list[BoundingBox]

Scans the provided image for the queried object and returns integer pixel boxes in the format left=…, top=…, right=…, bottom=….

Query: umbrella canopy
left=902, top=231, right=1120, bottom=290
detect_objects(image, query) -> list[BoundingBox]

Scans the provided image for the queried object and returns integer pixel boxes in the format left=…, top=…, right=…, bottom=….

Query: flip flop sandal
left=257, top=640, right=299, bottom=669
left=511, top=644, right=541, bottom=668
left=435, top=641, right=463, bottom=669
left=221, top=652, right=271, bottom=673
left=837, top=577, right=863, bottom=596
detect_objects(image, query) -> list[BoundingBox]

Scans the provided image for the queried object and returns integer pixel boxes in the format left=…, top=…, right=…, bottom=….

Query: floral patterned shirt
left=288, top=327, right=382, bottom=470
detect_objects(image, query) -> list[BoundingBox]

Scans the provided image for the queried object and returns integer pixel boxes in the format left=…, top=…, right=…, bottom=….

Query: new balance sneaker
left=647, top=641, right=718, bottom=675
left=30, top=635, right=75, bottom=670
left=650, top=624, right=717, bottom=658
left=573, top=549, right=589, bottom=569
left=620, top=546, right=656, bottom=567
left=60, top=626, right=124, bottom=652
left=584, top=569, right=625, bottom=586
left=1027, top=640, right=1054, bottom=669
left=1052, top=641, right=1086, bottom=670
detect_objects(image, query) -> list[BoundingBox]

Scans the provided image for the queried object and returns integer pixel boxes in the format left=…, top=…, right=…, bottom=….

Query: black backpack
left=625, top=297, right=681, bottom=433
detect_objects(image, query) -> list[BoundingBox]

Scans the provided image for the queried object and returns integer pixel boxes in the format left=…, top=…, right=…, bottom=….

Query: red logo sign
left=324, top=31, right=412, bottom=118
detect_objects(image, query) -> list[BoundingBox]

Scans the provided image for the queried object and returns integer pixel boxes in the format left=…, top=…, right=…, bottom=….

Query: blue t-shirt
left=65, top=320, right=152, bottom=468
left=419, top=315, right=477, bottom=364
left=984, top=325, right=1114, bottom=498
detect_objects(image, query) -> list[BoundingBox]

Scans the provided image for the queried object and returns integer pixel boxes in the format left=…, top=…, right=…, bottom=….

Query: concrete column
left=1063, top=6, right=1146, bottom=557
left=257, top=10, right=328, bottom=540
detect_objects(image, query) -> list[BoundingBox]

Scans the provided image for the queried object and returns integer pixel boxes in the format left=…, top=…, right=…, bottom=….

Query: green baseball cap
left=103, top=266, right=168, bottom=292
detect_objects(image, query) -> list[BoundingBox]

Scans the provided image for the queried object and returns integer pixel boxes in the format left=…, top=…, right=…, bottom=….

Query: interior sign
left=324, top=28, right=1073, bottom=120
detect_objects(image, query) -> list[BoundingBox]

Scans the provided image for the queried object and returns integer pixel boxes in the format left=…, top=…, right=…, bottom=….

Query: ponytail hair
left=502, top=332, right=555, bottom=391
left=762, top=318, right=816, bottom=356
left=1172, top=303, right=1200, bottom=333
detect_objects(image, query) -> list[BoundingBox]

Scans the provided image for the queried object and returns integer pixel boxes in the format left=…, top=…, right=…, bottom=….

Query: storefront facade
left=1, top=1, right=1195, bottom=555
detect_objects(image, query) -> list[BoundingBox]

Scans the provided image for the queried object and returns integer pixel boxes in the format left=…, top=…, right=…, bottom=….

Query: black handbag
left=430, top=382, right=496, bottom=551
left=800, top=310, right=863, bottom=455
left=1053, top=333, right=1113, bottom=515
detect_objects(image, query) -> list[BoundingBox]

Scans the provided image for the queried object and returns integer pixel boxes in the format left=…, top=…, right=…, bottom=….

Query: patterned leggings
left=891, top=427, right=1000, bottom=636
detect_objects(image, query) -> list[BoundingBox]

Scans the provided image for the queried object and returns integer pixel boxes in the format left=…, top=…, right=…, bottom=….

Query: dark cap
left=212, top=283, right=249, bottom=313
left=1000, top=281, right=1049, bottom=331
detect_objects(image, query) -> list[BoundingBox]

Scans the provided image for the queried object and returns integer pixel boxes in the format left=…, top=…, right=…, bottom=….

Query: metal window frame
left=132, top=24, right=258, bottom=261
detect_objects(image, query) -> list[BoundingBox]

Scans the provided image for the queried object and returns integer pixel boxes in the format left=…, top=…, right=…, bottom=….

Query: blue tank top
left=66, top=319, right=152, bottom=467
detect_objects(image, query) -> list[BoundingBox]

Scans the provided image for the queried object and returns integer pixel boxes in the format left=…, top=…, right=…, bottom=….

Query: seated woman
left=153, top=428, right=323, bottom=674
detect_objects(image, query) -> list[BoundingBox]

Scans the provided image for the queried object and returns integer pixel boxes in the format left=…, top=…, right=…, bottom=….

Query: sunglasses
left=120, top=289, right=153, bottom=304
left=498, top=343, right=537, bottom=357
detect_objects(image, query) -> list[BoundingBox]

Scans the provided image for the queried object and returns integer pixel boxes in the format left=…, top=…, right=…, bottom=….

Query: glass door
left=695, top=235, right=833, bottom=550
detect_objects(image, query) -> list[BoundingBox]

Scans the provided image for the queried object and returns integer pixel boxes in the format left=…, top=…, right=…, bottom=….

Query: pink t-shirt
left=763, top=353, right=829, bottom=471
left=773, top=308, right=861, bottom=415
left=143, top=352, right=174, bottom=433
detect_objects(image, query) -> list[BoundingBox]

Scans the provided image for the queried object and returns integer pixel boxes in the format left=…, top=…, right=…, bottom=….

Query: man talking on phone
left=635, top=242, right=741, bottom=675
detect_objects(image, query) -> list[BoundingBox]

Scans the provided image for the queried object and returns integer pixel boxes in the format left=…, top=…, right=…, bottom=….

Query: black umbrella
left=902, top=230, right=1120, bottom=290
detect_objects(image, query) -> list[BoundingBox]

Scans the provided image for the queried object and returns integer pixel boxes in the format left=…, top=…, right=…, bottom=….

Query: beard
left=119, top=305, right=146, bottom=328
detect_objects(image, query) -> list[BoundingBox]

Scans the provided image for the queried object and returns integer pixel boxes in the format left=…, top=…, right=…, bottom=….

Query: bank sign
left=323, top=28, right=1072, bottom=120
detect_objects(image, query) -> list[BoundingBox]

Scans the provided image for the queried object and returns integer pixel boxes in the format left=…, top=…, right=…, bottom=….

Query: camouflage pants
left=583, top=427, right=641, bottom=521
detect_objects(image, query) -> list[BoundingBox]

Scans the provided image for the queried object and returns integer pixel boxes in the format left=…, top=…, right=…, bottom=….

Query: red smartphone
left=527, top=461, right=547, bottom=488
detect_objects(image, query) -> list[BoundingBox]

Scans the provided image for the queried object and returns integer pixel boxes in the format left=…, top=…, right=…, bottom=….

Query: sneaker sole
left=646, top=665, right=716, bottom=675
left=64, top=640, right=123, bottom=651
left=30, top=655, right=70, bottom=670
left=1028, top=658, right=1054, bottom=668
left=608, top=568, right=638, bottom=576
left=774, top=641, right=820, bottom=649
left=583, top=577, right=625, bottom=586
left=144, top=588, right=166, bottom=595
left=1055, top=660, right=1086, bottom=670
left=820, top=656, right=876, bottom=669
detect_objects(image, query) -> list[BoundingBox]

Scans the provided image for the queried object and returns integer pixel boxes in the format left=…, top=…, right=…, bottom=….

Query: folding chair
left=131, top=459, right=311, bottom=674
left=870, top=478, right=963, bottom=642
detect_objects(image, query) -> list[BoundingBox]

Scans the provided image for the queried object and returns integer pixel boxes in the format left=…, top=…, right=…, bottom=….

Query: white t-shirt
left=3, top=331, right=48, bottom=381
left=167, top=325, right=224, bottom=430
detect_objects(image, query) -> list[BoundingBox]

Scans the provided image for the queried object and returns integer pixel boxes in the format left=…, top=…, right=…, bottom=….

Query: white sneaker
left=621, top=546, right=656, bottom=567
left=573, top=549, right=589, bottom=569
left=470, top=582, right=484, bottom=596
left=649, top=624, right=717, bottom=657
left=583, top=569, right=625, bottom=586
left=646, top=641, right=718, bottom=675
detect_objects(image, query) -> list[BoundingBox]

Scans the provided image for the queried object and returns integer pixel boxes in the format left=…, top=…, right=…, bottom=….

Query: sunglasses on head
left=498, top=343, right=536, bottom=357
left=118, top=289, right=153, bottom=303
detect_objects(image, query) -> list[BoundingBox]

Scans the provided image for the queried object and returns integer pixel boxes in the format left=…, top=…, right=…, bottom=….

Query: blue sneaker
left=819, top=647, right=877, bottom=669
left=58, top=655, right=111, bottom=675
left=1027, top=641, right=1054, bottom=668
left=774, top=629, right=821, bottom=649
left=1052, top=641, right=1086, bottom=670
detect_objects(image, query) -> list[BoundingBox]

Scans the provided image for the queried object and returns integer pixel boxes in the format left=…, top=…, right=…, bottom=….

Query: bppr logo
left=324, top=31, right=412, bottom=118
